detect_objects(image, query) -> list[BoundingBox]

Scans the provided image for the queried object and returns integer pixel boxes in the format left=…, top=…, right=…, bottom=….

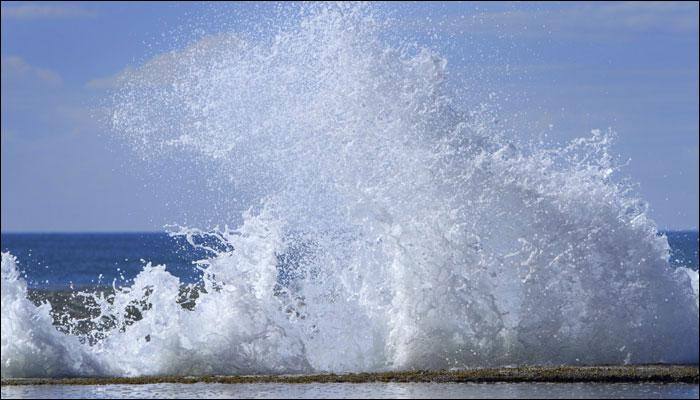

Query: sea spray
left=2, top=3, right=698, bottom=378
left=1, top=253, right=101, bottom=377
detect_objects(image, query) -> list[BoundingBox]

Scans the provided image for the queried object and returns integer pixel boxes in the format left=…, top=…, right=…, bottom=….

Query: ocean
left=0, top=232, right=208, bottom=290
left=1, top=231, right=697, bottom=291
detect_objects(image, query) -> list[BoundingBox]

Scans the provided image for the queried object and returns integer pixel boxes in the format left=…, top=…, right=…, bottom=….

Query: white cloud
left=424, top=2, right=699, bottom=39
left=1, top=3, right=96, bottom=20
left=86, top=67, right=134, bottom=90
left=86, top=33, right=244, bottom=91
left=1, top=56, right=62, bottom=87
left=85, top=75, right=118, bottom=90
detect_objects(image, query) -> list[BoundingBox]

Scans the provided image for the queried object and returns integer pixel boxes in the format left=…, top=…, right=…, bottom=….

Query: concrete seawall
left=3, top=365, right=698, bottom=386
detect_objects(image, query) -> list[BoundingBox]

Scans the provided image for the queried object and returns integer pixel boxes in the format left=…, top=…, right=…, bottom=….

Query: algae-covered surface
left=2, top=365, right=697, bottom=386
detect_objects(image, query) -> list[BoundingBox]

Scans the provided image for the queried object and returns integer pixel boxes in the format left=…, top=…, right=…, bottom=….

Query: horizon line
left=1, top=230, right=168, bottom=234
left=2, top=229, right=698, bottom=235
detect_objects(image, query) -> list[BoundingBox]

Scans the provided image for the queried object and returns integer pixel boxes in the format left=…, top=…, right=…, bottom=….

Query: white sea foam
left=2, top=4, right=698, bottom=378
left=1, top=253, right=101, bottom=377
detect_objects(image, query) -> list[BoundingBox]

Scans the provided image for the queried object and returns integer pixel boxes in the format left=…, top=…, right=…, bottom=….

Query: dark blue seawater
left=666, top=230, right=699, bottom=271
left=0, top=233, right=210, bottom=289
left=1, top=231, right=697, bottom=290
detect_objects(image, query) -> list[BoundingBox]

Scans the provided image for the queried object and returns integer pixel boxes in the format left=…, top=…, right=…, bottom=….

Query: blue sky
left=1, top=1, right=698, bottom=232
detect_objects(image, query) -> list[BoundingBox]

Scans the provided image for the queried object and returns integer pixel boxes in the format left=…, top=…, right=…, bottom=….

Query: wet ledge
left=2, top=365, right=698, bottom=386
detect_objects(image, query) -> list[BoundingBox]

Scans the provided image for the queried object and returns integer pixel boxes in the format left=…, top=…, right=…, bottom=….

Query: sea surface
left=1, top=232, right=209, bottom=289
left=1, top=231, right=697, bottom=290
left=2, top=382, right=698, bottom=399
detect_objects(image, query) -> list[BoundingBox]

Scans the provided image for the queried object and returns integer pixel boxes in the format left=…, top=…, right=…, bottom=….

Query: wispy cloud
left=86, top=68, right=134, bottom=90
left=85, top=75, right=118, bottom=90
left=1, top=55, right=104, bottom=140
left=424, top=2, right=699, bottom=39
left=1, top=56, right=62, bottom=87
left=1, top=3, right=96, bottom=20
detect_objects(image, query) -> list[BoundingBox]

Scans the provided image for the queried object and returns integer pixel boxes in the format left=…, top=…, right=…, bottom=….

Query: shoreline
left=2, top=365, right=698, bottom=386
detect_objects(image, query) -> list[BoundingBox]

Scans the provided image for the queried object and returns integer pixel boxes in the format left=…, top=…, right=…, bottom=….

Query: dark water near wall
left=667, top=231, right=699, bottom=270
left=0, top=233, right=209, bottom=289
left=1, top=231, right=697, bottom=290
left=2, top=382, right=698, bottom=399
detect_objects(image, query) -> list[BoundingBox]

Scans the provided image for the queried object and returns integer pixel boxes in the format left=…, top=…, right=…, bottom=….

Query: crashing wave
left=2, top=3, right=698, bottom=378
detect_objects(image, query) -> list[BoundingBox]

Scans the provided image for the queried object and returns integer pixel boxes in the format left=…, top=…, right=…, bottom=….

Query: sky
left=1, top=1, right=698, bottom=232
